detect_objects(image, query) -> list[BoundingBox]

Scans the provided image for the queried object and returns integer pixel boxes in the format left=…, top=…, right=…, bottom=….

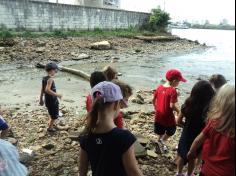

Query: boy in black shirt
left=39, top=62, right=62, bottom=132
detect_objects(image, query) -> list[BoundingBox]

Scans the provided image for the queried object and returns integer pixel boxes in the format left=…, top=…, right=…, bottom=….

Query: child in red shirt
left=188, top=84, right=235, bottom=176
left=153, top=69, right=186, bottom=151
left=86, top=71, right=107, bottom=113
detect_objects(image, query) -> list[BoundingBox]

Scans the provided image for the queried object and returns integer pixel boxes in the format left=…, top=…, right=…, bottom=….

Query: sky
left=49, top=0, right=235, bottom=25
left=121, top=0, right=235, bottom=25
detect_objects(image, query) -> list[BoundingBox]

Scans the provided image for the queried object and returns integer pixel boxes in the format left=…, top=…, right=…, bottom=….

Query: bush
left=145, top=7, right=171, bottom=32
left=0, top=30, right=13, bottom=40
left=53, top=29, right=67, bottom=38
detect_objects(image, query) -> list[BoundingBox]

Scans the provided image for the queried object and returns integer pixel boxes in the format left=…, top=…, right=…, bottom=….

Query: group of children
left=0, top=61, right=235, bottom=176
left=153, top=71, right=234, bottom=176
left=39, top=63, right=235, bottom=176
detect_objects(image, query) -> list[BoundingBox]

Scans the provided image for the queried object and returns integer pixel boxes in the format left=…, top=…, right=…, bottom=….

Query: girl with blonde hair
left=188, top=84, right=235, bottom=176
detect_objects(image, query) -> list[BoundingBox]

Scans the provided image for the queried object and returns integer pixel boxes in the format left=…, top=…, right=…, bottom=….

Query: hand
left=176, top=117, right=183, bottom=126
left=39, top=99, right=44, bottom=106
left=58, top=94, right=63, bottom=100
left=187, top=151, right=196, bottom=160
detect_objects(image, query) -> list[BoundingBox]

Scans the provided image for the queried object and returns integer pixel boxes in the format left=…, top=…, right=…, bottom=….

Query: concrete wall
left=0, top=0, right=149, bottom=31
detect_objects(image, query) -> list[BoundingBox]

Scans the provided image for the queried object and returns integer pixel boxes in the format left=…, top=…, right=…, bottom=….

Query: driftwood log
left=134, top=35, right=180, bottom=42
left=35, top=63, right=90, bottom=81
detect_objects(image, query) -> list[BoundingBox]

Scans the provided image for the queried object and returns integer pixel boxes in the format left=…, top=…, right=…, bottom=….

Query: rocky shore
left=0, top=36, right=206, bottom=176
left=2, top=91, right=181, bottom=176
left=0, top=36, right=205, bottom=64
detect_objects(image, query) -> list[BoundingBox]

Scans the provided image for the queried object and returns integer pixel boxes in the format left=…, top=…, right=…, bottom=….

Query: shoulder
left=0, top=139, right=18, bottom=155
left=203, top=120, right=217, bottom=136
left=169, top=86, right=177, bottom=92
left=112, top=128, right=136, bottom=142
left=47, top=77, right=54, bottom=84
left=112, top=129, right=137, bottom=154
left=157, top=85, right=163, bottom=90
left=156, top=85, right=163, bottom=92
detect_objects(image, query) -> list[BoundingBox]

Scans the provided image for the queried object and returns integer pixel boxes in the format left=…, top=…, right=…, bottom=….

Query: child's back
left=79, top=82, right=142, bottom=176
left=201, top=121, right=235, bottom=176
left=154, top=85, right=177, bottom=127
left=80, top=128, right=136, bottom=176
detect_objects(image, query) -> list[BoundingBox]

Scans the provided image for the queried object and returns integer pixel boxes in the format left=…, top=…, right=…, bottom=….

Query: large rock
left=90, top=41, right=111, bottom=50
left=134, top=141, right=147, bottom=157
left=147, top=150, right=158, bottom=158
left=72, top=53, right=91, bottom=61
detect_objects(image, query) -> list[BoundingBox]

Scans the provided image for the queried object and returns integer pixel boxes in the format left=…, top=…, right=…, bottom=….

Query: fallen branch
left=135, top=35, right=180, bottom=42
left=35, top=63, right=90, bottom=81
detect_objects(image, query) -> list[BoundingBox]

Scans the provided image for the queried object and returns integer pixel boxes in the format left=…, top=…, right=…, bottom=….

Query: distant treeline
left=191, top=24, right=235, bottom=30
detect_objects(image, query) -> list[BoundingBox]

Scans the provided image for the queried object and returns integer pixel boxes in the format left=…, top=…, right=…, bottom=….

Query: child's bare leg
left=176, top=156, right=184, bottom=174
left=187, top=159, right=196, bottom=175
left=0, top=128, right=9, bottom=138
left=48, top=118, right=56, bottom=129
left=162, top=134, right=171, bottom=142
left=157, top=135, right=163, bottom=141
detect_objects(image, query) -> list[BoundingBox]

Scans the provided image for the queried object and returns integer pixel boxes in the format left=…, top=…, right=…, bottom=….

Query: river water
left=0, top=29, right=235, bottom=108
left=73, top=29, right=235, bottom=90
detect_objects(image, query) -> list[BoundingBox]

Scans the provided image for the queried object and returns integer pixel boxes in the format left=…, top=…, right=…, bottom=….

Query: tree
left=220, top=19, right=229, bottom=26
left=204, top=20, right=210, bottom=26
left=148, top=7, right=171, bottom=32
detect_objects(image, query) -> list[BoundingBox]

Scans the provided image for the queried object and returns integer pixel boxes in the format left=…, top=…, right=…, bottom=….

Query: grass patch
left=0, top=28, right=170, bottom=39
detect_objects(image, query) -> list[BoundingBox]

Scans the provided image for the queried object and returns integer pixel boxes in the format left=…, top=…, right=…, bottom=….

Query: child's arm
left=187, top=132, right=207, bottom=160
left=176, top=112, right=184, bottom=126
left=39, top=84, right=44, bottom=106
left=79, top=149, right=89, bottom=176
left=153, top=90, right=158, bottom=107
left=0, top=129, right=9, bottom=139
left=170, top=102, right=180, bottom=114
left=123, top=144, right=143, bottom=176
left=45, top=79, right=62, bottom=99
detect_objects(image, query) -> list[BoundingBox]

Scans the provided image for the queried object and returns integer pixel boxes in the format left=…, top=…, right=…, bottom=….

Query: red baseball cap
left=166, top=69, right=187, bottom=82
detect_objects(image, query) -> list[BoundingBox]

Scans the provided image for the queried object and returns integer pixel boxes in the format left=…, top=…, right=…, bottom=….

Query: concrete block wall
left=0, top=0, right=149, bottom=31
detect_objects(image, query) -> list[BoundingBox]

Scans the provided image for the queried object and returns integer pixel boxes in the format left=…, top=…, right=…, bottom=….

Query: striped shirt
left=0, top=139, right=28, bottom=176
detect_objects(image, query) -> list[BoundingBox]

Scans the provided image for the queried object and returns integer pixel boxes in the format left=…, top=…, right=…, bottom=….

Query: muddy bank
left=0, top=37, right=205, bottom=64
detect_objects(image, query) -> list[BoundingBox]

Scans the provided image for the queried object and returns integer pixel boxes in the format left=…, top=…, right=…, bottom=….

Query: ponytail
left=82, top=96, right=111, bottom=136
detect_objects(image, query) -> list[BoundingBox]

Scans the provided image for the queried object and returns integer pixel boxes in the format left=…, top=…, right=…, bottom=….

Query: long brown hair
left=83, top=96, right=112, bottom=135
left=207, top=84, right=235, bottom=137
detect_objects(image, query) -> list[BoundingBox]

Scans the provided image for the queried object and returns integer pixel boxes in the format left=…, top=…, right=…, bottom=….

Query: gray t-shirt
left=0, top=139, right=28, bottom=176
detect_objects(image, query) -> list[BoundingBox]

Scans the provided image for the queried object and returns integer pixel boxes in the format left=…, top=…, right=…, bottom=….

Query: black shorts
left=47, top=104, right=59, bottom=120
left=154, top=123, right=176, bottom=136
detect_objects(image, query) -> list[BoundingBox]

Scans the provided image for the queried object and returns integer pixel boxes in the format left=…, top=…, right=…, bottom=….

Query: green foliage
left=21, top=31, right=35, bottom=38
left=53, top=29, right=67, bottom=38
left=146, top=7, right=171, bottom=32
left=0, top=27, right=173, bottom=39
left=191, top=24, right=235, bottom=30
left=0, top=30, right=13, bottom=39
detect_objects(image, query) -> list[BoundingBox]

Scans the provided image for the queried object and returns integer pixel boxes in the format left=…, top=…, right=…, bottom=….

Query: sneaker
left=47, top=128, right=57, bottom=133
left=158, top=140, right=169, bottom=153
left=162, top=144, right=169, bottom=153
